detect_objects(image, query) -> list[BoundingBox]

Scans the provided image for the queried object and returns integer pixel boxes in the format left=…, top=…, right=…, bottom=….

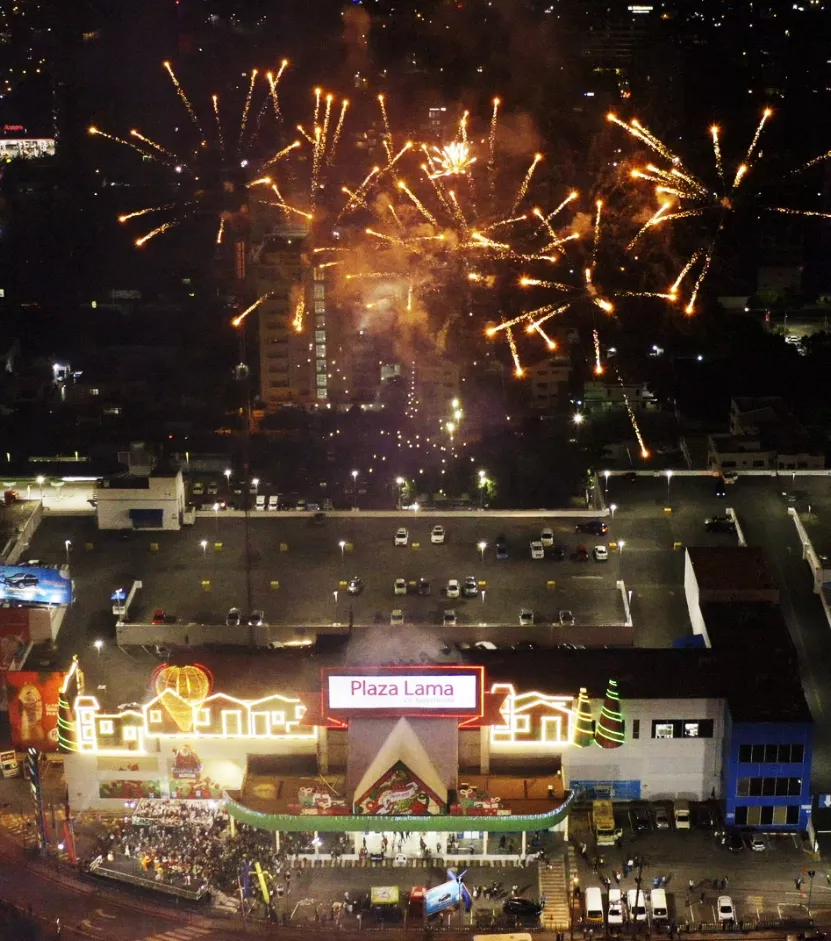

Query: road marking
left=141, top=931, right=211, bottom=941
left=95, top=908, right=117, bottom=919
left=571, top=575, right=604, bottom=580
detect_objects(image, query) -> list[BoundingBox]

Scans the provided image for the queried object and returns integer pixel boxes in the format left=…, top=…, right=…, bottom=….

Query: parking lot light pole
left=333, top=590, right=338, bottom=624
left=351, top=469, right=359, bottom=509
left=94, top=639, right=103, bottom=658
left=37, top=475, right=45, bottom=501
left=610, top=503, right=617, bottom=519
left=666, top=469, right=673, bottom=501
left=200, top=539, right=208, bottom=557
left=64, top=540, right=71, bottom=566
left=808, top=869, right=816, bottom=913
left=619, top=539, right=625, bottom=557
left=395, top=477, right=404, bottom=510
left=478, top=541, right=487, bottom=563
left=224, top=468, right=232, bottom=493
left=213, top=503, right=220, bottom=538
left=604, top=470, right=610, bottom=493
left=339, top=540, right=346, bottom=560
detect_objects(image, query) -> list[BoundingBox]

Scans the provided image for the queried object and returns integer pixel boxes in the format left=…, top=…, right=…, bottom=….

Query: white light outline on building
left=489, top=683, right=576, bottom=747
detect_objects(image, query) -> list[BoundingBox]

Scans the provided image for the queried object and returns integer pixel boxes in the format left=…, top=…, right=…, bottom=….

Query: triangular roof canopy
left=352, top=717, right=447, bottom=805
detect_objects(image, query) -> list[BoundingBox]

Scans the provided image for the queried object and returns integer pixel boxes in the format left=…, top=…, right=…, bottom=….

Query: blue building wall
left=723, top=718, right=812, bottom=831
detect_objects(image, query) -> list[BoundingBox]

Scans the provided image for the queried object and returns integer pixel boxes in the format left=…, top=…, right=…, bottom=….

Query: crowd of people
left=130, top=798, right=216, bottom=828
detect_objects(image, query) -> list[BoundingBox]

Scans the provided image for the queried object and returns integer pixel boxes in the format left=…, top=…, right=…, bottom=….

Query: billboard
left=5, top=671, right=64, bottom=751
left=324, top=666, right=483, bottom=718
left=424, top=871, right=472, bottom=917
left=0, top=565, right=72, bottom=606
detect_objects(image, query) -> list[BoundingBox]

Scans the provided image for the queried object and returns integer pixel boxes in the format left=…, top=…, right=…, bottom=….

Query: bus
left=592, top=799, right=622, bottom=845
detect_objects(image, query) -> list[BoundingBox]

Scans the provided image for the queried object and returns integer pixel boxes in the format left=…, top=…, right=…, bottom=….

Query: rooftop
left=688, top=546, right=778, bottom=594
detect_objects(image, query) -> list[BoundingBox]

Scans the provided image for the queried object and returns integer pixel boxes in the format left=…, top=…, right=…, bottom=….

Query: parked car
left=226, top=607, right=242, bottom=627
left=417, top=577, right=431, bottom=596
left=446, top=579, right=460, bottom=599
left=394, top=578, right=407, bottom=595
left=530, top=540, right=545, bottom=560
left=746, top=832, right=767, bottom=852
left=443, top=609, right=457, bottom=627
left=705, top=515, right=735, bottom=533
left=593, top=545, right=609, bottom=561
left=462, top=576, right=479, bottom=597
left=540, top=528, right=555, bottom=547
left=722, top=471, right=738, bottom=484
left=267, top=495, right=279, bottom=510
left=551, top=544, right=567, bottom=561
left=347, top=577, right=364, bottom=595
left=496, top=538, right=508, bottom=560
left=576, top=520, right=608, bottom=535
left=630, top=804, right=651, bottom=833
left=726, top=829, right=744, bottom=852
left=255, top=494, right=266, bottom=510
left=503, top=897, right=544, bottom=917
left=575, top=544, right=589, bottom=562
left=558, top=609, right=575, bottom=626
left=519, top=609, right=534, bottom=627
left=248, top=610, right=265, bottom=626
left=390, top=609, right=404, bottom=627
left=431, top=525, right=446, bottom=544
left=395, top=527, right=409, bottom=546
left=192, top=481, right=205, bottom=496
left=717, top=896, right=735, bottom=923
left=653, top=804, right=671, bottom=829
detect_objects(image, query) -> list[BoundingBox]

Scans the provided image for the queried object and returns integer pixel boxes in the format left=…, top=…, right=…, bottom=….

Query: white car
left=394, top=528, right=409, bottom=546
left=443, top=609, right=457, bottom=627
left=540, top=528, right=554, bottom=547
left=390, top=609, right=404, bottom=626
left=446, top=579, right=460, bottom=599
left=717, top=896, right=735, bottom=923
left=394, top=578, right=407, bottom=595
left=225, top=607, right=242, bottom=627
left=722, top=471, right=738, bottom=484
left=462, top=576, right=478, bottom=597
left=530, top=540, right=545, bottom=560
left=431, top=525, right=446, bottom=545
left=593, top=545, right=609, bottom=561
left=519, top=609, right=534, bottom=627
left=607, top=888, right=624, bottom=926
left=558, top=609, right=575, bottom=626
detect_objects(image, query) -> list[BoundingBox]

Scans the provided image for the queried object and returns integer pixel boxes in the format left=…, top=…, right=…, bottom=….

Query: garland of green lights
left=573, top=687, right=595, bottom=748
left=595, top=679, right=625, bottom=749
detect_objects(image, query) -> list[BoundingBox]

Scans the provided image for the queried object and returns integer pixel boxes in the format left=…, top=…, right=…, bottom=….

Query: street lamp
left=478, top=470, right=487, bottom=509
left=36, top=475, right=45, bottom=501
left=618, top=539, right=625, bottom=557
left=224, top=469, right=232, bottom=493
left=603, top=470, right=610, bottom=493
left=572, top=412, right=584, bottom=425
left=610, top=503, right=617, bottom=519
left=213, top=502, right=220, bottom=537
left=351, top=469, right=359, bottom=509
left=200, top=539, right=208, bottom=556
left=478, top=540, right=487, bottom=562
left=339, top=539, right=346, bottom=560
left=64, top=540, right=71, bottom=566
left=252, top=477, right=260, bottom=493
left=94, top=639, right=103, bottom=657
left=395, top=477, right=405, bottom=510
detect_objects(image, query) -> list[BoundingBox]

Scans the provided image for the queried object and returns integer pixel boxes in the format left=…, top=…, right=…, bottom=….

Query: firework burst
left=610, top=108, right=831, bottom=314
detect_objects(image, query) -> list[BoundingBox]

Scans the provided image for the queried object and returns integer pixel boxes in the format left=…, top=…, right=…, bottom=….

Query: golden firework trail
left=163, top=61, right=204, bottom=139
left=606, top=113, right=677, bottom=164
left=614, top=369, right=649, bottom=458
left=592, top=199, right=603, bottom=267
left=216, top=217, right=225, bottom=244
left=510, top=153, right=542, bottom=214
left=329, top=99, right=349, bottom=164
left=378, top=94, right=393, bottom=150
left=520, top=277, right=575, bottom=292
left=313, top=87, right=322, bottom=126
left=135, top=219, right=184, bottom=247
left=407, top=281, right=413, bottom=312
left=669, top=251, right=702, bottom=297
left=397, top=180, right=438, bottom=225
left=789, top=148, right=831, bottom=176
left=320, top=93, right=334, bottom=156
left=296, top=124, right=315, bottom=145
left=237, top=69, right=258, bottom=153
left=489, top=97, right=500, bottom=172
left=88, top=126, right=150, bottom=158
left=767, top=207, right=831, bottom=219
left=505, top=323, right=523, bottom=376
left=481, top=214, right=527, bottom=232
left=211, top=94, right=224, bottom=154
left=627, top=202, right=672, bottom=250
left=530, top=321, right=557, bottom=350
left=458, top=110, right=469, bottom=145
left=261, top=140, right=301, bottom=171
left=743, top=107, right=772, bottom=171
left=266, top=59, right=288, bottom=121
left=267, top=197, right=313, bottom=222
left=530, top=303, right=571, bottom=329
left=593, top=328, right=604, bottom=375
left=317, top=261, right=340, bottom=268
left=341, top=185, right=369, bottom=211
left=448, top=189, right=468, bottom=231
left=129, top=129, right=176, bottom=162
left=539, top=232, right=580, bottom=253
left=117, top=203, right=180, bottom=223
left=232, top=294, right=272, bottom=328
left=246, top=176, right=273, bottom=188
left=293, top=295, right=305, bottom=333
left=685, top=249, right=714, bottom=314
left=339, top=166, right=380, bottom=217
left=386, top=141, right=413, bottom=172
left=311, top=124, right=323, bottom=203
left=427, top=141, right=476, bottom=179
left=730, top=162, right=748, bottom=191
left=711, top=125, right=724, bottom=186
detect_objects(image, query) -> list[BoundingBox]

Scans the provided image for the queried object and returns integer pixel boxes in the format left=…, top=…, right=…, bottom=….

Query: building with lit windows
left=58, top=643, right=812, bottom=845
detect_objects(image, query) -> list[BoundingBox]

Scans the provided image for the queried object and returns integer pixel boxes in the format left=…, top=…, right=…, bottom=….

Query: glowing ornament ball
left=151, top=663, right=213, bottom=732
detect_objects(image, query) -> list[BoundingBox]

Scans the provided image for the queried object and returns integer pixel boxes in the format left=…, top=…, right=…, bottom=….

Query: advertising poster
left=5, top=671, right=64, bottom=751
left=98, top=780, right=162, bottom=800
left=167, top=745, right=224, bottom=799
left=0, top=565, right=72, bottom=606
left=354, top=761, right=444, bottom=816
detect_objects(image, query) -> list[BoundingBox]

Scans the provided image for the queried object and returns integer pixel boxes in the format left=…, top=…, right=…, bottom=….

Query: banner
left=5, top=671, right=64, bottom=751
left=0, top=565, right=72, bottom=606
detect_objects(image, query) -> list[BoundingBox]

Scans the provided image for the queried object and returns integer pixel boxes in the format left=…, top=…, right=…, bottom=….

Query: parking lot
left=568, top=801, right=819, bottom=927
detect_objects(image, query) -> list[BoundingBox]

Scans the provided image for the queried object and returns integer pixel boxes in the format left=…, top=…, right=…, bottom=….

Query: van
left=267, top=495, right=279, bottom=510
left=255, top=494, right=266, bottom=510
left=627, top=889, right=647, bottom=923
left=584, top=887, right=604, bottom=926
left=607, top=888, right=624, bottom=926
left=650, top=888, right=669, bottom=922
left=674, top=799, right=691, bottom=830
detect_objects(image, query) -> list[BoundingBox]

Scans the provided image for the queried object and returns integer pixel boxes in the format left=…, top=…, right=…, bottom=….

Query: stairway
left=539, top=845, right=573, bottom=931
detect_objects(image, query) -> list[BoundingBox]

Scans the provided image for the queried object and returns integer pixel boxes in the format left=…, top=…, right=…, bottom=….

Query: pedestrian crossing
left=140, top=927, right=212, bottom=941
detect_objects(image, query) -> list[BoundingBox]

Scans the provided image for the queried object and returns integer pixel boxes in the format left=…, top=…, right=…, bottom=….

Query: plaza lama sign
left=325, top=668, right=483, bottom=717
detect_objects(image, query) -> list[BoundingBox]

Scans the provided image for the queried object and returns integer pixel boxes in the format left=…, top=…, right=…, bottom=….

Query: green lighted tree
left=595, top=678, right=625, bottom=749
left=573, top=686, right=595, bottom=748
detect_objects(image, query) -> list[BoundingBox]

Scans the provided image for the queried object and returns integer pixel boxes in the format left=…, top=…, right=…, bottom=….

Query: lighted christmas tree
left=573, top=687, right=595, bottom=748
left=595, top=679, right=625, bottom=748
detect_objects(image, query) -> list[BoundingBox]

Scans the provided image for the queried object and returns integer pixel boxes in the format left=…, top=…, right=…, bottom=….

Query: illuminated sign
left=0, top=565, right=72, bottom=606
left=490, top=684, right=576, bottom=747
left=324, top=667, right=483, bottom=717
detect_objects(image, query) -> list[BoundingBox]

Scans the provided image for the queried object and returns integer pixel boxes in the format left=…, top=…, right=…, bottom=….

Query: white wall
left=684, top=551, right=709, bottom=646
left=564, top=697, right=725, bottom=800
left=95, top=473, right=185, bottom=531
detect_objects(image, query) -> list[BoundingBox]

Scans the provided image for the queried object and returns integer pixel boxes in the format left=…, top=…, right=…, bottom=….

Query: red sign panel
left=323, top=666, right=484, bottom=719
left=5, top=671, right=64, bottom=751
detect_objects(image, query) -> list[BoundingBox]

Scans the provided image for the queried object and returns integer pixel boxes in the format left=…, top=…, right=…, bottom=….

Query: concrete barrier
left=726, top=508, right=747, bottom=548
left=198, top=507, right=610, bottom=519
